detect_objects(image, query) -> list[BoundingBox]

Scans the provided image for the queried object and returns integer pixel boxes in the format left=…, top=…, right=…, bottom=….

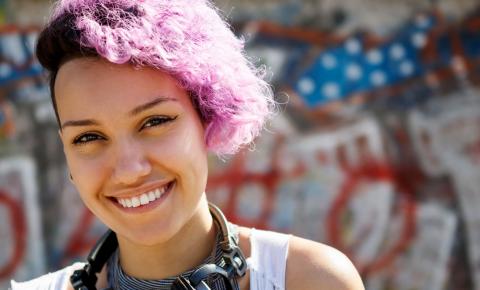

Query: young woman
left=11, top=0, right=364, bottom=289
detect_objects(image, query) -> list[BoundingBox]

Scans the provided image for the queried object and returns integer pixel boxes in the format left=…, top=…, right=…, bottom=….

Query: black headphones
left=70, top=203, right=248, bottom=290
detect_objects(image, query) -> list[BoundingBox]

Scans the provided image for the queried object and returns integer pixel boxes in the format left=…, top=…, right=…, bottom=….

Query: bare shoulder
left=286, top=236, right=365, bottom=290
left=236, top=226, right=363, bottom=290
left=236, top=226, right=252, bottom=256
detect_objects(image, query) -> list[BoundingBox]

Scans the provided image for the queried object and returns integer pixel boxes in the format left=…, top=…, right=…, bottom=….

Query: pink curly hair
left=37, top=0, right=275, bottom=155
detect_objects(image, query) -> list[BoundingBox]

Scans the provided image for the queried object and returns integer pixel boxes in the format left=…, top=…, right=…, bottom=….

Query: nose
left=112, top=138, right=152, bottom=186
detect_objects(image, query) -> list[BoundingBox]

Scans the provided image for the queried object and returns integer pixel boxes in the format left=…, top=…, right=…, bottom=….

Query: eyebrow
left=61, top=96, right=176, bottom=130
left=128, top=96, right=176, bottom=116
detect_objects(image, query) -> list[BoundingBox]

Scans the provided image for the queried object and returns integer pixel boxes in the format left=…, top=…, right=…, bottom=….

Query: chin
left=120, top=218, right=184, bottom=247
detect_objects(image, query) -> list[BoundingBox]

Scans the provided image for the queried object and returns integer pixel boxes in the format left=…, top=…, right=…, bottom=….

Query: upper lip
left=106, top=180, right=173, bottom=199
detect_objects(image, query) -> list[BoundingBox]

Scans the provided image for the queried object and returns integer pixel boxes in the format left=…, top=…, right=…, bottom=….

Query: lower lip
left=111, top=181, right=175, bottom=214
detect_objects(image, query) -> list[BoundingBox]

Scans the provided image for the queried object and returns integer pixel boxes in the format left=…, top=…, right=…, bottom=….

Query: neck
left=116, top=197, right=215, bottom=279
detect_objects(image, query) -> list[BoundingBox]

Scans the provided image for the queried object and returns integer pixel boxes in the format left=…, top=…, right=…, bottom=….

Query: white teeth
left=140, top=194, right=149, bottom=205
left=131, top=197, right=140, bottom=207
left=148, top=192, right=156, bottom=201
left=116, top=183, right=171, bottom=208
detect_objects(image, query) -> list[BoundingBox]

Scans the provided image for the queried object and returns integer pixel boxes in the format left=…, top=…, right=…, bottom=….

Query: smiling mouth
left=115, top=181, right=174, bottom=208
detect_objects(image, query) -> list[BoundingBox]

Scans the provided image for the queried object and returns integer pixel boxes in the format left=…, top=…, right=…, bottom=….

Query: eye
left=72, top=133, right=105, bottom=145
left=140, top=115, right=177, bottom=130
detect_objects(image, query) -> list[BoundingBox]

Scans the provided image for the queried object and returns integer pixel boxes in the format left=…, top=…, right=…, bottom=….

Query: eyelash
left=72, top=133, right=105, bottom=145
left=139, top=115, right=177, bottom=130
left=72, top=116, right=177, bottom=146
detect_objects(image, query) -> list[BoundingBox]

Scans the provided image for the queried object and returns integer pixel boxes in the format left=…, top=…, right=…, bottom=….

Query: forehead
left=54, top=58, right=189, bottom=120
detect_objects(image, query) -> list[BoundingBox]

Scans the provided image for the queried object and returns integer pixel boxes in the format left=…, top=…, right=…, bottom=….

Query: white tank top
left=248, top=228, right=291, bottom=290
left=10, top=229, right=291, bottom=290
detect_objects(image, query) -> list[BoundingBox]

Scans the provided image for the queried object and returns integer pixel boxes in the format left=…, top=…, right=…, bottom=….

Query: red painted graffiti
left=207, top=136, right=305, bottom=229
left=0, top=189, right=27, bottom=279
left=326, top=160, right=416, bottom=276
left=61, top=208, right=97, bottom=266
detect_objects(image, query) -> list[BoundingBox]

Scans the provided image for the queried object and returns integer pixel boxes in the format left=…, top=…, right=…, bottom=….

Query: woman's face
left=55, top=58, right=209, bottom=245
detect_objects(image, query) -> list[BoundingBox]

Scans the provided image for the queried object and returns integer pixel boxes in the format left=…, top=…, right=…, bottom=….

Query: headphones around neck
left=70, top=203, right=248, bottom=290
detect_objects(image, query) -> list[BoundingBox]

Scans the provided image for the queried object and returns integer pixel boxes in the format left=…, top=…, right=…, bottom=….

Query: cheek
left=150, top=122, right=208, bottom=187
left=64, top=149, right=109, bottom=197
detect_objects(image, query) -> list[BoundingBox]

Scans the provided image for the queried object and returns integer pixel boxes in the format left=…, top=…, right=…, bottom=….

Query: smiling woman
left=56, top=59, right=210, bottom=251
left=10, top=1, right=364, bottom=290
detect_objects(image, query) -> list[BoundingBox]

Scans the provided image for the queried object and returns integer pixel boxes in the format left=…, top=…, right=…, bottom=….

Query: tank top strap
left=249, top=228, right=291, bottom=290
left=10, top=262, right=86, bottom=290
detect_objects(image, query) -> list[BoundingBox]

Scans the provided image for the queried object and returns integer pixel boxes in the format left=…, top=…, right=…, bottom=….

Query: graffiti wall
left=0, top=2, right=479, bottom=290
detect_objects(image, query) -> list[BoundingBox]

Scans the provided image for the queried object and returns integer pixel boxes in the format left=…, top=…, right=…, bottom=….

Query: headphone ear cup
left=194, top=281, right=211, bottom=290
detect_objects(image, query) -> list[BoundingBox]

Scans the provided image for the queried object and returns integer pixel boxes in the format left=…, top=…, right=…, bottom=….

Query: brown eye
left=72, top=133, right=105, bottom=145
left=140, top=116, right=177, bottom=130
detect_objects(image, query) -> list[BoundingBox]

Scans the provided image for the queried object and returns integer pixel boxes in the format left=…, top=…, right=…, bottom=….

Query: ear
left=58, top=129, right=69, bottom=155
left=58, top=129, right=64, bottom=143
left=58, top=129, right=74, bottom=183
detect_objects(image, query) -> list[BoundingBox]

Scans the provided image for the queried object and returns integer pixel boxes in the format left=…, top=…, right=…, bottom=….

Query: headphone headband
left=209, top=203, right=247, bottom=278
